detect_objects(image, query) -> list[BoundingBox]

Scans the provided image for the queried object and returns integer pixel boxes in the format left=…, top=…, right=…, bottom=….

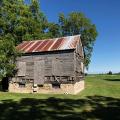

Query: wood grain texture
left=16, top=49, right=84, bottom=83
left=17, top=62, right=26, bottom=76
left=34, top=60, right=45, bottom=84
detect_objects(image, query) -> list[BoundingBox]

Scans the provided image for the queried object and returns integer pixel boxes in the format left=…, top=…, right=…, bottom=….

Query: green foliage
left=107, top=71, right=113, bottom=75
left=0, top=0, right=50, bottom=78
left=0, top=34, right=19, bottom=78
left=60, top=12, right=98, bottom=69
left=0, top=0, right=49, bottom=44
left=48, top=23, right=60, bottom=38
left=48, top=12, right=98, bottom=69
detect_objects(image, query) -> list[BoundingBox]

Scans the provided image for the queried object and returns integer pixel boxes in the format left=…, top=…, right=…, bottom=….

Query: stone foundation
left=9, top=80, right=84, bottom=95
left=9, top=82, right=33, bottom=93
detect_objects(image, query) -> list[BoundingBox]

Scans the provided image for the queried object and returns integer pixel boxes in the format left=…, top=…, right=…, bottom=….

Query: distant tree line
left=0, top=0, right=98, bottom=79
left=107, top=71, right=120, bottom=75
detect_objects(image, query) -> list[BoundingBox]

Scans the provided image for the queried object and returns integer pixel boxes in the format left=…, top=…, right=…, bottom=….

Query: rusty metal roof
left=16, top=35, right=81, bottom=53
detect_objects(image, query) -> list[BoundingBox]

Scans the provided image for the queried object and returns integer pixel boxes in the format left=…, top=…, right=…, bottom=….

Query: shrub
left=107, top=71, right=112, bottom=75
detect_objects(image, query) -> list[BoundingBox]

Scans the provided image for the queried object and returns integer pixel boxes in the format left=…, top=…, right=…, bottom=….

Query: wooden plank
left=44, top=58, right=52, bottom=76
left=16, top=50, right=76, bottom=79
left=26, top=62, right=34, bottom=78
left=52, top=58, right=63, bottom=76
left=81, top=62, right=84, bottom=72
left=17, top=62, right=26, bottom=76
left=34, top=60, right=45, bottom=84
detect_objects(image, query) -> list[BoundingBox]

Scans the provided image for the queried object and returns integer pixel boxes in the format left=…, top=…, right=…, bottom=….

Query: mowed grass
left=0, top=75, right=120, bottom=120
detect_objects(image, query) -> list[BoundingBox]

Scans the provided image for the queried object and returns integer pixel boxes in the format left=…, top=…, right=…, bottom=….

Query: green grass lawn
left=0, top=75, right=120, bottom=120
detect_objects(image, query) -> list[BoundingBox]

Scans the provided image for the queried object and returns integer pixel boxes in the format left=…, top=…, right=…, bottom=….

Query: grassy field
left=0, top=75, right=120, bottom=120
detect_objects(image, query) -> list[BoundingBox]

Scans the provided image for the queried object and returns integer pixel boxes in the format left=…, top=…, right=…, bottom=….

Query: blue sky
left=28, top=0, right=120, bottom=73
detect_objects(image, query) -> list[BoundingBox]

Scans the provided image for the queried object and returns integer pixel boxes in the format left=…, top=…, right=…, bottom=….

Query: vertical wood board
left=17, top=62, right=26, bottom=76
left=34, top=60, right=44, bottom=84
left=52, top=58, right=63, bottom=76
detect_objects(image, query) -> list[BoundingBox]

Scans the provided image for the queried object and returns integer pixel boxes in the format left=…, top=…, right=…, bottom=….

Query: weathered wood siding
left=34, top=60, right=45, bottom=84
left=15, top=39, right=84, bottom=84
left=26, top=62, right=34, bottom=78
left=16, top=50, right=75, bottom=84
left=17, top=62, right=26, bottom=76
left=52, top=58, right=63, bottom=76
left=74, top=39, right=84, bottom=79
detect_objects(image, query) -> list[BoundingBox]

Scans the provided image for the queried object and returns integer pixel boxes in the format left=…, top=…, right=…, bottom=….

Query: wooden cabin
left=9, top=35, right=85, bottom=94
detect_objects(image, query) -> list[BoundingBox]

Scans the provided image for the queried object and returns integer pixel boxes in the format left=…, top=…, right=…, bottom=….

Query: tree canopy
left=49, top=12, right=98, bottom=69
left=0, top=0, right=50, bottom=44
left=0, top=0, right=98, bottom=78
left=0, top=0, right=50, bottom=78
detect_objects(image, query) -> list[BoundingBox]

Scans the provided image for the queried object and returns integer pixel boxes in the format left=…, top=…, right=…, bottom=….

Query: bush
left=85, top=73, right=88, bottom=76
left=107, top=71, right=112, bottom=75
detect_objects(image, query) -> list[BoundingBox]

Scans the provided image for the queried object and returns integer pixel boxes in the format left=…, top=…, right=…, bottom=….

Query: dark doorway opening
left=52, top=82, right=60, bottom=89
left=1, top=77, right=9, bottom=91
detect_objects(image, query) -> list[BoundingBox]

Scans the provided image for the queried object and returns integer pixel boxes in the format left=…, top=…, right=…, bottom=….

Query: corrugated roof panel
left=16, top=35, right=80, bottom=53
left=32, top=41, right=43, bottom=52
left=21, top=42, right=31, bottom=51
left=70, top=37, right=79, bottom=48
left=41, top=40, right=54, bottom=51
left=25, top=41, right=41, bottom=52
left=35, top=40, right=48, bottom=52
left=50, top=38, right=64, bottom=50
left=59, top=36, right=73, bottom=49
left=22, top=41, right=34, bottom=51
left=17, top=42, right=28, bottom=50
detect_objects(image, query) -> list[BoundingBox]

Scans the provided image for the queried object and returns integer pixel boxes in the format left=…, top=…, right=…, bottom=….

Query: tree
left=48, top=23, right=60, bottom=38
left=49, top=12, right=98, bottom=69
left=0, top=34, right=19, bottom=79
left=0, top=0, right=49, bottom=45
left=107, top=71, right=112, bottom=75
left=0, top=0, right=49, bottom=79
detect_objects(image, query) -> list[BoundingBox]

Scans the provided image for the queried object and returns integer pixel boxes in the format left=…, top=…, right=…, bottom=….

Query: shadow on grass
left=104, top=79, right=120, bottom=81
left=0, top=81, right=2, bottom=91
left=0, top=96, right=120, bottom=120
